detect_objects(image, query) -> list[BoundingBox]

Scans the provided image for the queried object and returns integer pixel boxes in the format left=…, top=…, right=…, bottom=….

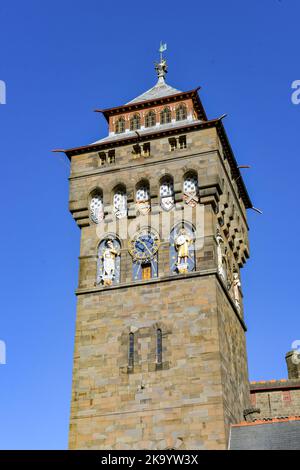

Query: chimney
left=285, top=350, right=300, bottom=379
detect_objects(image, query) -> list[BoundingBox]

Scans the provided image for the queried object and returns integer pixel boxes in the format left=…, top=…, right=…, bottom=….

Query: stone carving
left=155, top=58, right=168, bottom=80
left=232, top=271, right=241, bottom=310
left=183, top=174, right=199, bottom=207
left=90, top=194, right=104, bottom=224
left=170, top=224, right=195, bottom=274
left=97, top=238, right=120, bottom=286
left=216, top=228, right=227, bottom=283
left=243, top=408, right=261, bottom=423
left=226, top=249, right=234, bottom=290
left=113, top=189, right=127, bottom=219
left=175, top=228, right=191, bottom=274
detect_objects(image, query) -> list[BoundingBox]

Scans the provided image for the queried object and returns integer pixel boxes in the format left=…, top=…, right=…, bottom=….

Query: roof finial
left=155, top=41, right=168, bottom=83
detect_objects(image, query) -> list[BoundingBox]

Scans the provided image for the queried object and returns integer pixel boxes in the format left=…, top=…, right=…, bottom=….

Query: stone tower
left=57, top=53, right=252, bottom=450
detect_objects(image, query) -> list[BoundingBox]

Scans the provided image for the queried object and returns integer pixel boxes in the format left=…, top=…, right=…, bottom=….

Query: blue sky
left=0, top=0, right=299, bottom=449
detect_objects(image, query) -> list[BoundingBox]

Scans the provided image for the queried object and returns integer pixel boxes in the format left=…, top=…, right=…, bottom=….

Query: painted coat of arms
left=136, top=185, right=151, bottom=215
left=183, top=174, right=199, bottom=207
left=160, top=178, right=174, bottom=211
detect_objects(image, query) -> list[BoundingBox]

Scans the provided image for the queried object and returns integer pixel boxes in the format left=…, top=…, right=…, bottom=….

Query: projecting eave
left=52, top=118, right=252, bottom=209
left=94, top=87, right=207, bottom=122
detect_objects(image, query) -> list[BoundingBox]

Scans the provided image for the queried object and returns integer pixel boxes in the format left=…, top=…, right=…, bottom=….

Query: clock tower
left=57, top=50, right=252, bottom=450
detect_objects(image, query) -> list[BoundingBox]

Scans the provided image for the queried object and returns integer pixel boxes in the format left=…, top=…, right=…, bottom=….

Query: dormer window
left=176, top=104, right=187, bottom=121
left=130, top=113, right=141, bottom=131
left=160, top=107, right=171, bottom=125
left=145, top=111, right=156, bottom=128
left=115, top=117, right=125, bottom=134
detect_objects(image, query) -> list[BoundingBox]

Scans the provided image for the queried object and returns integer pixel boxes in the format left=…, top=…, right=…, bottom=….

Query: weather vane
left=159, top=41, right=167, bottom=62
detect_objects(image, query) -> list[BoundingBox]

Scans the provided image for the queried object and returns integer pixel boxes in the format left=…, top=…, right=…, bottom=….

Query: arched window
left=128, top=333, right=134, bottom=368
left=160, top=107, right=171, bottom=125
left=130, top=113, right=141, bottom=131
left=145, top=110, right=156, bottom=128
left=135, top=180, right=151, bottom=215
left=183, top=172, right=199, bottom=207
left=176, top=104, right=187, bottom=121
left=160, top=176, right=175, bottom=211
left=97, top=237, right=121, bottom=286
left=157, top=329, right=162, bottom=364
left=115, top=117, right=125, bottom=134
left=170, top=222, right=196, bottom=274
left=89, top=190, right=104, bottom=224
left=113, top=185, right=127, bottom=219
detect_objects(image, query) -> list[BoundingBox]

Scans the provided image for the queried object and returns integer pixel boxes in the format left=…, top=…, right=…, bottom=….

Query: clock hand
left=140, top=239, right=153, bottom=257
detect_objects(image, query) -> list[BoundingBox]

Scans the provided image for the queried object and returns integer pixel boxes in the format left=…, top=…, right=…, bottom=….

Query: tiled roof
left=229, top=417, right=300, bottom=450
left=92, top=118, right=201, bottom=145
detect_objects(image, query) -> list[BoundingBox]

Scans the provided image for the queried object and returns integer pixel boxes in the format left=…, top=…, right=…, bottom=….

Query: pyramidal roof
left=127, top=77, right=181, bottom=104
left=127, top=53, right=181, bottom=104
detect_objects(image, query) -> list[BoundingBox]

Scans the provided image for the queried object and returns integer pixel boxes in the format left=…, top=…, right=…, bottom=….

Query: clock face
left=129, top=228, right=160, bottom=261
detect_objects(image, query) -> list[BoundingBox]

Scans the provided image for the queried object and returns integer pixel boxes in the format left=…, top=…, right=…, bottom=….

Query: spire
left=126, top=42, right=181, bottom=104
left=155, top=41, right=168, bottom=83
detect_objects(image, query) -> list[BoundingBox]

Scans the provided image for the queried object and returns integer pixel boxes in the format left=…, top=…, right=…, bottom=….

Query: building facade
left=249, top=351, right=300, bottom=420
left=229, top=352, right=300, bottom=450
left=57, top=55, right=254, bottom=449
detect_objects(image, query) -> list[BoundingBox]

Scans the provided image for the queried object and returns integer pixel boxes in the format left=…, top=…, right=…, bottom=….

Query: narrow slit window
left=157, top=329, right=162, bottom=364
left=128, top=333, right=134, bottom=368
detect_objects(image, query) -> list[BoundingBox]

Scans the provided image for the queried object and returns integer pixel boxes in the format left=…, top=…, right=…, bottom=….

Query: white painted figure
left=232, top=272, right=241, bottom=310
left=101, top=239, right=120, bottom=285
left=216, top=228, right=227, bottom=282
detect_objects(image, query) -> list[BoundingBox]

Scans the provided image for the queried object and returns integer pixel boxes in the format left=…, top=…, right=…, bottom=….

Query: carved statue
left=232, top=271, right=241, bottom=310
left=155, top=58, right=168, bottom=79
left=226, top=250, right=235, bottom=290
left=101, top=239, right=120, bottom=285
left=216, top=228, right=227, bottom=282
left=175, top=228, right=191, bottom=272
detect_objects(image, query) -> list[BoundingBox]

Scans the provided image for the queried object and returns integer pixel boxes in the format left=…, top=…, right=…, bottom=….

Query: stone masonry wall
left=250, top=381, right=300, bottom=419
left=69, top=275, right=247, bottom=449
left=68, top=124, right=250, bottom=449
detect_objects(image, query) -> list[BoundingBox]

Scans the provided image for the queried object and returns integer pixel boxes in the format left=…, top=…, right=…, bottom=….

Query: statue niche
left=170, top=223, right=195, bottom=274
left=97, top=237, right=121, bottom=286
